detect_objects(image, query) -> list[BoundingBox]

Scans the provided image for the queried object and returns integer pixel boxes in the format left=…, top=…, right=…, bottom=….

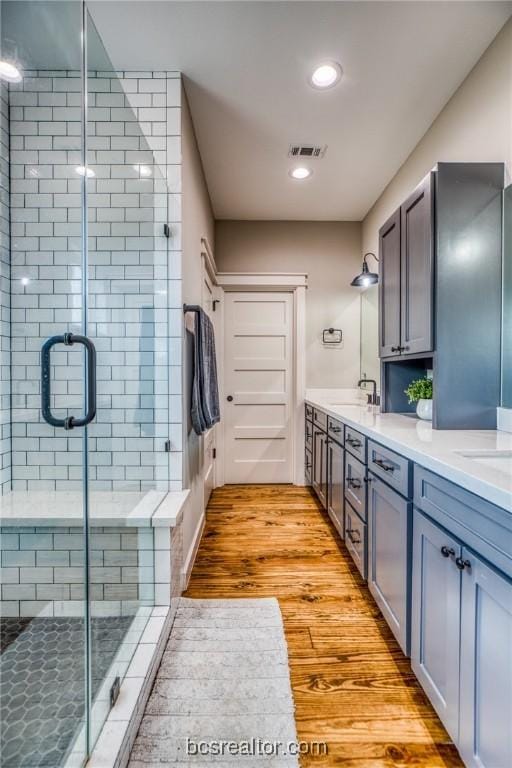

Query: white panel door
left=224, top=292, right=293, bottom=483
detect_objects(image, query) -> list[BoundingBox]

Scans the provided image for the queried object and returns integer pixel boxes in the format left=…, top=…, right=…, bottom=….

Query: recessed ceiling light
left=75, top=165, right=95, bottom=178
left=0, top=60, right=22, bottom=83
left=289, top=167, right=312, bottom=180
left=310, top=61, right=342, bottom=90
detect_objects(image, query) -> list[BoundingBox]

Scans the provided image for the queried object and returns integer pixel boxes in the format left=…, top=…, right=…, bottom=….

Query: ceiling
left=89, top=1, right=512, bottom=221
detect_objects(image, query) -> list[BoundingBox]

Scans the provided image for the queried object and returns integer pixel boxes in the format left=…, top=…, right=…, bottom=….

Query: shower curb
left=86, top=601, right=178, bottom=768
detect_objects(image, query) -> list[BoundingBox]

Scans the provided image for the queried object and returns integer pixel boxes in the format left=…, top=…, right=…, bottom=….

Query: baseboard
left=182, top=511, right=205, bottom=590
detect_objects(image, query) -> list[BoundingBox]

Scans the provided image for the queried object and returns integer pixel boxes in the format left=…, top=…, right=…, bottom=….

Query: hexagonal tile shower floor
left=0, top=615, right=133, bottom=768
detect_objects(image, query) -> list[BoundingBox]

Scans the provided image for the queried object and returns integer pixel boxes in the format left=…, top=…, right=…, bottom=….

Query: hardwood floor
left=185, top=485, right=463, bottom=767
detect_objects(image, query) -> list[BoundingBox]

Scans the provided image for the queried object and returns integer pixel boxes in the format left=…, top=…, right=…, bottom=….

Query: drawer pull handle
left=440, top=546, right=455, bottom=558
left=455, top=556, right=471, bottom=571
left=346, top=528, right=361, bottom=545
left=347, top=437, right=361, bottom=448
left=374, top=458, right=394, bottom=472
left=330, top=426, right=342, bottom=433
left=347, top=478, right=362, bottom=489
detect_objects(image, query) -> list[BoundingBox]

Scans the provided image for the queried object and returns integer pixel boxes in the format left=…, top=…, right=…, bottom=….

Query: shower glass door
left=1, top=1, right=169, bottom=765
left=84, top=9, right=168, bottom=752
left=0, top=2, right=89, bottom=767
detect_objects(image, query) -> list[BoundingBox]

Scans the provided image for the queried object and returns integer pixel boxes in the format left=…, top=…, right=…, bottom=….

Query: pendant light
left=350, top=252, right=379, bottom=287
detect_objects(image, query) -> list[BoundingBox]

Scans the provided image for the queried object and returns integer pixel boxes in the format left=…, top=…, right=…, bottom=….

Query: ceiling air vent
left=288, top=144, right=327, bottom=159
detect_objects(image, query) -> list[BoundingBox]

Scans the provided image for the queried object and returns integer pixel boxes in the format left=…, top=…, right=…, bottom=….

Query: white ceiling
left=89, top=1, right=512, bottom=221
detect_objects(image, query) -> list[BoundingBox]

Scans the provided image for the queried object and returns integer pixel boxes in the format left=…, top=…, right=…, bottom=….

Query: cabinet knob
left=440, top=545, right=455, bottom=558
left=455, top=556, right=471, bottom=571
left=227, top=395, right=233, bottom=402
left=391, top=346, right=400, bottom=353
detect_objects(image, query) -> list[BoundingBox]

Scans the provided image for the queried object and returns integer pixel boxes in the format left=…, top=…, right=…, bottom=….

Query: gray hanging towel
left=189, top=307, right=220, bottom=436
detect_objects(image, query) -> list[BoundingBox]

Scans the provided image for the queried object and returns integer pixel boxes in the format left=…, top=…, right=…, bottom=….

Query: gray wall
left=181, top=85, right=214, bottom=569
left=360, top=18, right=512, bottom=390
left=215, top=220, right=362, bottom=388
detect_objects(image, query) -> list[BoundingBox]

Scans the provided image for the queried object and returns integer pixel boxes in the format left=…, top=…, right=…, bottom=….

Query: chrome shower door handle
left=41, top=333, right=97, bottom=430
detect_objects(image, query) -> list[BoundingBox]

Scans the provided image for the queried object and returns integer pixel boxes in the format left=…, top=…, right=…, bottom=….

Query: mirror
left=360, top=284, right=380, bottom=389
left=502, top=183, right=512, bottom=408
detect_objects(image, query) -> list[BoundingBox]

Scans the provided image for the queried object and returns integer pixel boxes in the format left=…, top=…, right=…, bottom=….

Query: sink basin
left=454, top=449, right=512, bottom=475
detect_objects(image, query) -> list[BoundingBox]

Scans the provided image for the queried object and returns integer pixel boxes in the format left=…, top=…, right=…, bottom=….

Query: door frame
left=200, top=238, right=222, bottom=493
left=215, top=272, right=307, bottom=486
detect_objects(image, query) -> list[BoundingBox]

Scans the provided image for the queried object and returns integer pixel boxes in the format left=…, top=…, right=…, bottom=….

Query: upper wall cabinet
left=379, top=163, right=504, bottom=429
left=379, top=174, right=434, bottom=359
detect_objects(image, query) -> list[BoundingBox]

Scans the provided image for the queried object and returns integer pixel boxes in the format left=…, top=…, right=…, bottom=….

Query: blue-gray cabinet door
left=459, top=549, right=512, bottom=768
left=400, top=173, right=434, bottom=355
left=379, top=208, right=401, bottom=358
left=327, top=439, right=344, bottom=538
left=312, top=428, right=327, bottom=509
left=411, top=511, right=461, bottom=743
left=367, top=473, right=412, bottom=654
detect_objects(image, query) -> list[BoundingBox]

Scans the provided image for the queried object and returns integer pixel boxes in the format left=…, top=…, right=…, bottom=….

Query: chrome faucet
left=358, top=378, right=380, bottom=406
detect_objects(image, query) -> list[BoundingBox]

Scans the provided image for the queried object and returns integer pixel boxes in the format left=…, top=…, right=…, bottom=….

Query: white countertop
left=306, top=391, right=512, bottom=512
left=0, top=489, right=189, bottom=528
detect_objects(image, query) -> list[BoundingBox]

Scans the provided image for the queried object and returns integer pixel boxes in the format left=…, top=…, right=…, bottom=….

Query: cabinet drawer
left=345, top=425, right=366, bottom=461
left=305, top=420, right=313, bottom=452
left=328, top=416, right=344, bottom=444
left=305, top=403, right=313, bottom=421
left=313, top=408, right=327, bottom=431
left=305, top=448, right=312, bottom=485
left=414, top=466, right=512, bottom=579
left=345, top=502, right=367, bottom=579
left=368, top=439, right=411, bottom=498
left=345, top=452, right=367, bottom=521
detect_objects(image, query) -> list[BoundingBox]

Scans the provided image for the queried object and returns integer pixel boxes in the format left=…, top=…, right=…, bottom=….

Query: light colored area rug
left=128, top=598, right=299, bottom=767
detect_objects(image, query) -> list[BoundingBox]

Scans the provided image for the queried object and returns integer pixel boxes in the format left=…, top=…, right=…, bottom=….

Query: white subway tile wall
left=0, top=82, right=10, bottom=494
left=6, top=70, right=182, bottom=495
left=0, top=525, right=154, bottom=617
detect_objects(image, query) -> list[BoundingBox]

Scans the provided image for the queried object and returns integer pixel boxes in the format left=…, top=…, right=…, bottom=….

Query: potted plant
left=404, top=376, right=433, bottom=421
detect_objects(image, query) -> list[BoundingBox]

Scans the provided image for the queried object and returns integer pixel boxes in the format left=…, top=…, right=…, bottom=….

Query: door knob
left=227, top=395, right=233, bottom=402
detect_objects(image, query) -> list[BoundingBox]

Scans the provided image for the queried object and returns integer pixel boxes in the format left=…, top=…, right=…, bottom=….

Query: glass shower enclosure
left=0, top=1, right=170, bottom=765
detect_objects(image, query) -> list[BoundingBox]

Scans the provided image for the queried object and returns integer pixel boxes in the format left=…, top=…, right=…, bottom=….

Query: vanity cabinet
left=305, top=409, right=313, bottom=485
left=411, top=511, right=462, bottom=742
left=305, top=402, right=512, bottom=768
left=312, top=427, right=327, bottom=508
left=412, top=468, right=512, bottom=768
left=368, top=472, right=412, bottom=654
left=327, top=438, right=344, bottom=538
left=459, top=550, right=512, bottom=768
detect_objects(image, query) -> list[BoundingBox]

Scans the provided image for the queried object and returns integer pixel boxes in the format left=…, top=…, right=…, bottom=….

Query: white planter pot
left=416, top=398, right=433, bottom=421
